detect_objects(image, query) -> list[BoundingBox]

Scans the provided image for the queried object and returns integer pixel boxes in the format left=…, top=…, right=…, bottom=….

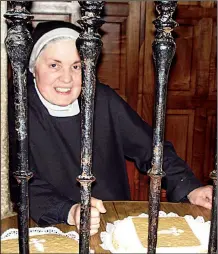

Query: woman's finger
left=90, top=223, right=100, bottom=230
left=91, top=207, right=100, bottom=218
left=90, top=229, right=98, bottom=236
left=90, top=217, right=100, bottom=225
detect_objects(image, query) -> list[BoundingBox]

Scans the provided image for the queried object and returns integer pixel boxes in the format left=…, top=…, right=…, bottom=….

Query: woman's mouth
left=55, top=87, right=71, bottom=94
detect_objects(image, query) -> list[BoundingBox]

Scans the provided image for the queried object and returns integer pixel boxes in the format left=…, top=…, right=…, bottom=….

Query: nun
left=8, top=21, right=213, bottom=236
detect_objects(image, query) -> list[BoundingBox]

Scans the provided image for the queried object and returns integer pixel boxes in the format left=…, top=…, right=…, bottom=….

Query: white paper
left=100, top=211, right=211, bottom=253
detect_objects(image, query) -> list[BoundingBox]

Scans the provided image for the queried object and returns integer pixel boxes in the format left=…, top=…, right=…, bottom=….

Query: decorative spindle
left=4, top=1, right=33, bottom=254
left=147, top=1, right=178, bottom=253
left=76, top=1, right=105, bottom=254
left=208, top=144, right=217, bottom=254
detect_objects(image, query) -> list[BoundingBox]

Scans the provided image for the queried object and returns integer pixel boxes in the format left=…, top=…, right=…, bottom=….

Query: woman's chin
left=49, top=94, right=78, bottom=106
left=56, top=102, right=72, bottom=107
left=54, top=99, right=74, bottom=107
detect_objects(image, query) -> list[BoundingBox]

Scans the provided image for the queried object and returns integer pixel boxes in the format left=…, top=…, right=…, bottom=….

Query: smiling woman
left=6, top=5, right=216, bottom=254
left=28, top=23, right=82, bottom=108
left=8, top=19, right=213, bottom=230
left=34, top=39, right=82, bottom=107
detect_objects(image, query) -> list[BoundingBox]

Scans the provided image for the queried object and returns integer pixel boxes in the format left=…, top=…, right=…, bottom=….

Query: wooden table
left=1, top=201, right=211, bottom=253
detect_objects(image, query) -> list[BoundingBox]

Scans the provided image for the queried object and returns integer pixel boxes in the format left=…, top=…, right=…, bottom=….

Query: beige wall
left=1, top=1, right=13, bottom=218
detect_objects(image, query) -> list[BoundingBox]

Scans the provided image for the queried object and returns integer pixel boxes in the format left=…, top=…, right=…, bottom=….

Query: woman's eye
left=50, top=63, right=57, bottom=68
left=73, top=65, right=81, bottom=70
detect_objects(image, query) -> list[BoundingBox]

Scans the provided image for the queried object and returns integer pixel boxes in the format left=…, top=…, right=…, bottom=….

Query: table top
left=1, top=201, right=211, bottom=253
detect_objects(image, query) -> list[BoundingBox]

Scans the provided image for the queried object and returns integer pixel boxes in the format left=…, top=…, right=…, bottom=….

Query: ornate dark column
left=4, top=1, right=33, bottom=254
left=147, top=1, right=178, bottom=253
left=76, top=1, right=105, bottom=253
left=208, top=143, right=217, bottom=254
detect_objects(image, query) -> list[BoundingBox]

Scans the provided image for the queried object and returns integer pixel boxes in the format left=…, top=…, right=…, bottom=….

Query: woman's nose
left=60, top=68, right=72, bottom=83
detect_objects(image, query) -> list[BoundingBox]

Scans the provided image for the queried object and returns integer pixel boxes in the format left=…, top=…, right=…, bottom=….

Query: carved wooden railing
left=76, top=1, right=105, bottom=253
left=208, top=144, right=217, bottom=254
left=147, top=1, right=178, bottom=253
left=4, top=2, right=33, bottom=254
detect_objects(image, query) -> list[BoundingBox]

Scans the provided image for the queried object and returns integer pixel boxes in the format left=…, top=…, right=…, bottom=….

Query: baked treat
left=1, top=234, right=79, bottom=253
left=133, top=217, right=200, bottom=248
left=111, top=216, right=207, bottom=253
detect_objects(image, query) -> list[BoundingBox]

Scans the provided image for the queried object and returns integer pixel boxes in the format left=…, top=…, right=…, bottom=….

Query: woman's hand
left=67, top=197, right=106, bottom=235
left=187, top=185, right=213, bottom=210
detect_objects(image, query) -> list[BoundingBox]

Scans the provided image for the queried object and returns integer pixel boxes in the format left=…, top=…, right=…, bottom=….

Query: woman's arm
left=105, top=85, right=202, bottom=201
left=28, top=175, right=76, bottom=226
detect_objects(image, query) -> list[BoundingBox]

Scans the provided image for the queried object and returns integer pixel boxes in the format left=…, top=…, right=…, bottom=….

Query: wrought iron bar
left=76, top=1, right=105, bottom=254
left=4, top=1, right=33, bottom=254
left=147, top=1, right=178, bottom=253
left=208, top=143, right=217, bottom=254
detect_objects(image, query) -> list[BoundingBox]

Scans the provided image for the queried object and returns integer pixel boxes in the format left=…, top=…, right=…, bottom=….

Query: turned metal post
left=147, top=1, right=178, bottom=253
left=4, top=1, right=33, bottom=254
left=208, top=143, right=217, bottom=254
left=76, top=1, right=105, bottom=253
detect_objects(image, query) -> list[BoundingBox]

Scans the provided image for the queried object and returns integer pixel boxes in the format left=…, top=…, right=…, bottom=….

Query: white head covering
left=29, top=27, right=80, bottom=117
left=29, top=27, right=79, bottom=73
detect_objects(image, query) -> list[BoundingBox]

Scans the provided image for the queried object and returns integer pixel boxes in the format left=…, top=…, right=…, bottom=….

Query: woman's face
left=34, top=39, right=82, bottom=106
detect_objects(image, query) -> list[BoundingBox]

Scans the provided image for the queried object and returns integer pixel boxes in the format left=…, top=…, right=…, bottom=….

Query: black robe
left=8, top=73, right=202, bottom=226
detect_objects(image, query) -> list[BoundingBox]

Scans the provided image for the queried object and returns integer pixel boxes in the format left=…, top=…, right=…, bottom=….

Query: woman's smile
left=55, top=87, right=72, bottom=94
